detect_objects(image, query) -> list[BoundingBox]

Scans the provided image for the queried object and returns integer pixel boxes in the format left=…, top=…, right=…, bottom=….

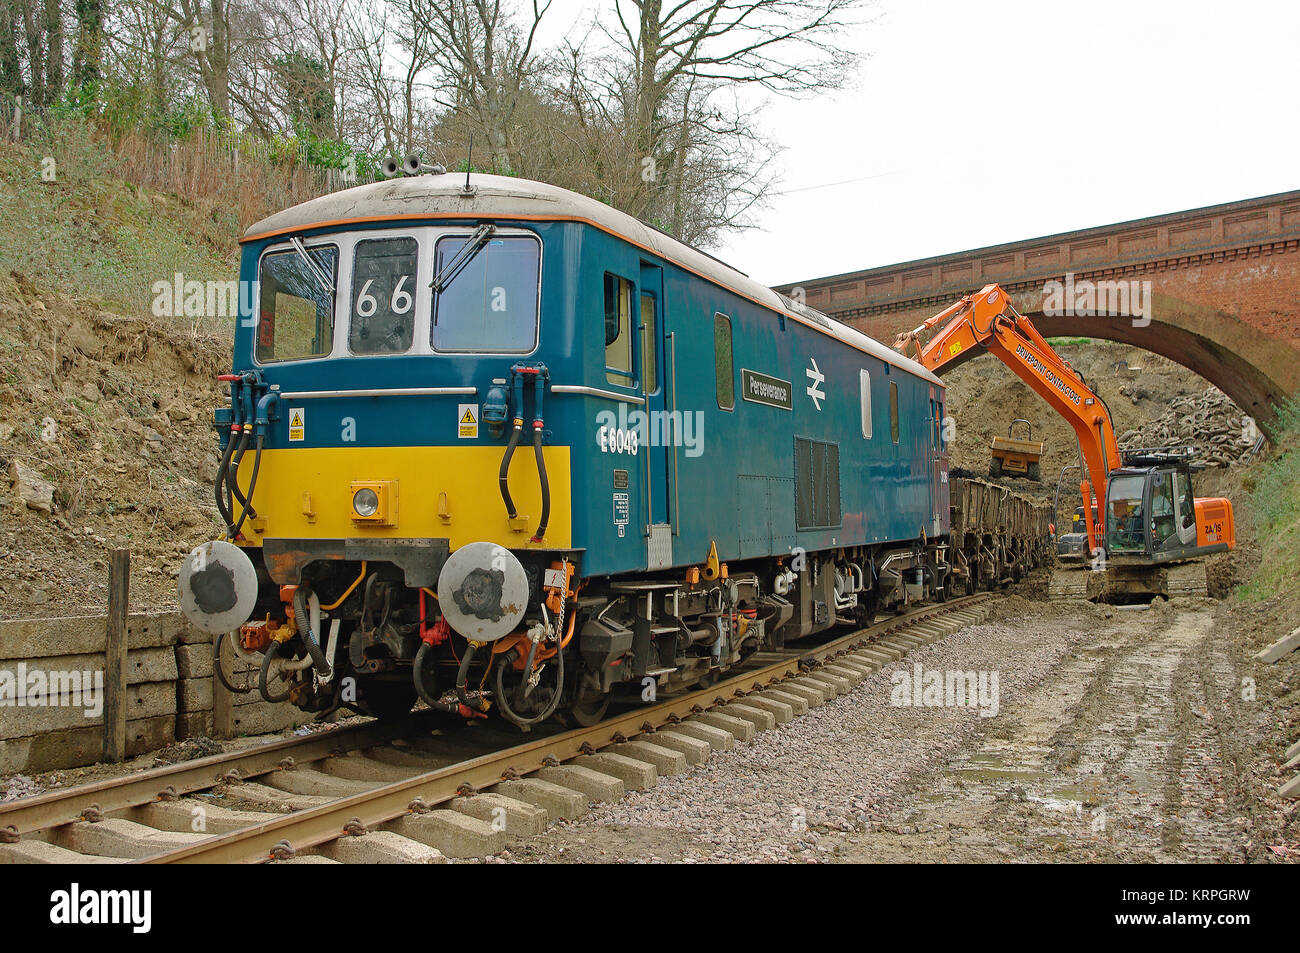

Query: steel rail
left=135, top=593, right=993, bottom=864
left=0, top=711, right=447, bottom=839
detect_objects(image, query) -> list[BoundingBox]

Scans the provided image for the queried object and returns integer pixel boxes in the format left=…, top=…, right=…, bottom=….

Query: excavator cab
left=1104, top=449, right=1233, bottom=565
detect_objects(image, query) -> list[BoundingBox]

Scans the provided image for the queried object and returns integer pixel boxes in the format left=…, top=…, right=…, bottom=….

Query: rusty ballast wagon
left=948, top=477, right=1052, bottom=592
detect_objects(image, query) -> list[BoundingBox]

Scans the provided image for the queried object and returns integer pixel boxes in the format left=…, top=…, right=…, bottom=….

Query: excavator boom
left=895, top=284, right=1120, bottom=553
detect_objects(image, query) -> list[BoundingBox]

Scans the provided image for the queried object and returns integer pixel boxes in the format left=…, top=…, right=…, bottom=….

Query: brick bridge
left=777, top=190, right=1300, bottom=436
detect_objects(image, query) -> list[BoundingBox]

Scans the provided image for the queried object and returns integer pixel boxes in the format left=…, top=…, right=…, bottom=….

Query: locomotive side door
left=929, top=390, right=948, bottom=537
left=639, top=262, right=672, bottom=567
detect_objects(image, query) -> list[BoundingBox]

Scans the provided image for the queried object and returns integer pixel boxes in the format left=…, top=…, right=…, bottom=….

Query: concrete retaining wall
left=0, top=611, right=309, bottom=775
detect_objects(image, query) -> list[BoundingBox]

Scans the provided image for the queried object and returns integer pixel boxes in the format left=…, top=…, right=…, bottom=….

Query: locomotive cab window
left=351, top=237, right=417, bottom=354
left=604, top=274, right=633, bottom=386
left=889, top=380, right=900, bottom=444
left=431, top=234, right=539, bottom=353
left=715, top=312, right=734, bottom=411
left=256, top=244, right=338, bottom=363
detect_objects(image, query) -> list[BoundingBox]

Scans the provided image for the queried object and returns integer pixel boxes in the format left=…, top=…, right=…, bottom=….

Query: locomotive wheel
left=563, top=692, right=612, bottom=727
left=694, top=669, right=722, bottom=691
left=855, top=592, right=880, bottom=627
left=359, top=678, right=418, bottom=721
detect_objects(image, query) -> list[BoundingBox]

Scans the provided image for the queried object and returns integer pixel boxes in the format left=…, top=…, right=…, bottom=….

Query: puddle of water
left=952, top=748, right=1050, bottom=782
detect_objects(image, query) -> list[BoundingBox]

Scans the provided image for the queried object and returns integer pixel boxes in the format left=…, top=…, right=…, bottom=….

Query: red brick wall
left=838, top=245, right=1300, bottom=348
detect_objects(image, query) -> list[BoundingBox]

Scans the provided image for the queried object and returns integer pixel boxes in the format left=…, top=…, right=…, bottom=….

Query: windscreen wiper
left=290, top=236, right=334, bottom=296
left=431, top=223, right=496, bottom=295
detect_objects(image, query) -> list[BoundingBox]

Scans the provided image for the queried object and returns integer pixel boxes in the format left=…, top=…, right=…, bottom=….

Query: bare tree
left=411, top=0, right=552, bottom=173
left=606, top=0, right=866, bottom=233
left=341, top=0, right=436, bottom=158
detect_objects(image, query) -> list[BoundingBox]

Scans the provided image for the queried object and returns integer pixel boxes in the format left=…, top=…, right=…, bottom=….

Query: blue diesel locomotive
left=178, top=168, right=954, bottom=727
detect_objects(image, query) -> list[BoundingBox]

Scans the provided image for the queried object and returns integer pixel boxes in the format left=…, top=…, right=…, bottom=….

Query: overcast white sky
left=587, top=0, right=1299, bottom=287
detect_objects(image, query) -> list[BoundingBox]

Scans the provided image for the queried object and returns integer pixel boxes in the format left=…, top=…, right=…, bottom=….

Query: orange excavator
left=895, top=283, right=1234, bottom=599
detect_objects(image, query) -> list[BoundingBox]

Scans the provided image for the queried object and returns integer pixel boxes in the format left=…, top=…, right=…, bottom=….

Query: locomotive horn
left=380, top=155, right=401, bottom=178
left=403, top=151, right=429, bottom=175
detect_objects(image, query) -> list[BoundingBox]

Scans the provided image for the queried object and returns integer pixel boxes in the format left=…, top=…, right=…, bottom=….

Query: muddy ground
left=503, top=593, right=1298, bottom=864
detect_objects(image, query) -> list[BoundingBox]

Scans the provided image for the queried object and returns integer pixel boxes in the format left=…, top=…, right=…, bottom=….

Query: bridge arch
left=1000, top=292, right=1298, bottom=439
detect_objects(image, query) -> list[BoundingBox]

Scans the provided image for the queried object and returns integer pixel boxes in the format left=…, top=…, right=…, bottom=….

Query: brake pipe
left=455, top=643, right=491, bottom=714
left=529, top=366, right=551, bottom=542
left=228, top=434, right=262, bottom=540
left=320, top=561, right=367, bottom=612
left=225, top=374, right=260, bottom=516
left=498, top=370, right=526, bottom=520
left=292, top=586, right=331, bottom=677
left=229, top=389, right=279, bottom=540
left=213, top=374, right=243, bottom=530
left=214, top=428, right=238, bottom=530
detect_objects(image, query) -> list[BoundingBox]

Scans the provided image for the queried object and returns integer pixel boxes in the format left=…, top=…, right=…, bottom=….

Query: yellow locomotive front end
left=177, top=173, right=583, bottom=727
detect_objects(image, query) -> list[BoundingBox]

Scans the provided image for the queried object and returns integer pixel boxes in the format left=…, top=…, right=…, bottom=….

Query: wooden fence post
left=103, top=549, right=130, bottom=763
left=212, top=631, right=234, bottom=740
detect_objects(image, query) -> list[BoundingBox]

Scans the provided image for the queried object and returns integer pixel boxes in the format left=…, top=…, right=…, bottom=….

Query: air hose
left=214, top=631, right=253, bottom=694
left=531, top=423, right=550, bottom=542
left=258, top=642, right=294, bottom=702
left=530, top=369, right=550, bottom=542
left=455, top=643, right=491, bottom=714
left=214, top=374, right=242, bottom=529
left=292, top=586, right=331, bottom=677
left=229, top=435, right=264, bottom=539
left=226, top=427, right=253, bottom=518
left=494, top=632, right=564, bottom=728
left=213, top=432, right=238, bottom=529
left=412, top=640, right=463, bottom=715
left=499, top=367, right=551, bottom=540
left=498, top=416, right=523, bottom=519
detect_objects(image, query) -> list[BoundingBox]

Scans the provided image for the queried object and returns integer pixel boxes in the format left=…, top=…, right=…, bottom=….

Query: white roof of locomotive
left=243, top=173, right=943, bottom=386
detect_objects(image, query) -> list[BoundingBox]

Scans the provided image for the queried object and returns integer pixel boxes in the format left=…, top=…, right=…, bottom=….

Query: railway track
left=0, top=594, right=997, bottom=864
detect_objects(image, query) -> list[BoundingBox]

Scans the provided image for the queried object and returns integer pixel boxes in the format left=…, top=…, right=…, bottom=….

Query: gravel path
left=507, top=598, right=1098, bottom=863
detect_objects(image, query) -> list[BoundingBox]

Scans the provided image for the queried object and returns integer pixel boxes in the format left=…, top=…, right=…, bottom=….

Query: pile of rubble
left=1118, top=387, right=1261, bottom=468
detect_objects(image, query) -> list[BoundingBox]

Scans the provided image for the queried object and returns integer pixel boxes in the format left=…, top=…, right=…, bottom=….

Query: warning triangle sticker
left=460, top=408, right=476, bottom=424
left=290, top=410, right=303, bottom=427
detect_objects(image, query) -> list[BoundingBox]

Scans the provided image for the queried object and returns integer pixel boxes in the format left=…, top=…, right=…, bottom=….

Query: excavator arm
left=894, top=283, right=1120, bottom=554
